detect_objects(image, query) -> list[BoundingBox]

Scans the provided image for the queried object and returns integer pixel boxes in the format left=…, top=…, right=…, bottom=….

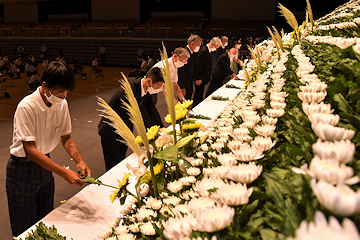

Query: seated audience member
left=147, top=53, right=155, bottom=69
left=25, top=61, right=37, bottom=78
left=140, top=56, right=148, bottom=77
left=0, top=57, right=4, bottom=75
left=10, top=61, right=20, bottom=79
left=92, top=57, right=103, bottom=77
left=15, top=56, right=23, bottom=77
left=28, top=73, right=40, bottom=91
left=42, top=58, right=49, bottom=70
left=73, top=55, right=83, bottom=74
left=98, top=67, right=164, bottom=171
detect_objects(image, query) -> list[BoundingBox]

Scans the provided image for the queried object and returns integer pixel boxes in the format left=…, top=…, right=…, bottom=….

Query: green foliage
left=13, top=222, right=70, bottom=240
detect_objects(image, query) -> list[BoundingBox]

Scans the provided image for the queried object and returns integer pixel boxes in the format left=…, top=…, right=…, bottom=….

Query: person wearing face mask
left=152, top=47, right=189, bottom=103
left=192, top=36, right=222, bottom=107
left=6, top=61, right=91, bottom=237
left=211, top=36, right=228, bottom=69
left=178, top=34, right=202, bottom=100
left=98, top=67, right=164, bottom=171
left=205, top=47, right=239, bottom=97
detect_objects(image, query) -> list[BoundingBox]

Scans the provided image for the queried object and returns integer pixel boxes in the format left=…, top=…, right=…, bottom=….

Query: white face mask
left=224, top=42, right=228, bottom=47
left=194, top=45, right=200, bottom=53
left=147, top=82, right=162, bottom=94
left=236, top=45, right=241, bottom=50
left=209, top=47, right=217, bottom=52
left=44, top=89, right=65, bottom=105
left=174, top=60, right=186, bottom=68
left=228, top=54, right=235, bottom=59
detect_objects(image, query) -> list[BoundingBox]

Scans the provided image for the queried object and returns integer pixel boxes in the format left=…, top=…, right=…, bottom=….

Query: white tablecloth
left=16, top=80, right=245, bottom=240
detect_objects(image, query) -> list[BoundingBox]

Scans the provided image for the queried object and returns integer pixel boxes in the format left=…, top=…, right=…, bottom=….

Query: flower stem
left=126, top=189, right=141, bottom=203
left=148, top=152, right=158, bottom=197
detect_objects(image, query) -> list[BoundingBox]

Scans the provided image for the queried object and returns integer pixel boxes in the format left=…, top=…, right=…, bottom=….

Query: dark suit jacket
left=98, top=78, right=163, bottom=141
left=211, top=46, right=225, bottom=69
left=211, top=53, right=234, bottom=81
left=195, top=45, right=211, bottom=85
left=178, top=46, right=197, bottom=89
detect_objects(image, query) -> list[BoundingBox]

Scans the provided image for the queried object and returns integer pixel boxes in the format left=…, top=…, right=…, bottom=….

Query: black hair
left=146, top=67, right=164, bottom=83
left=41, top=61, right=75, bottom=91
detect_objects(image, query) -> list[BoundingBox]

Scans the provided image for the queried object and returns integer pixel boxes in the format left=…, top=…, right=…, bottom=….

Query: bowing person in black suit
left=205, top=47, right=239, bottom=97
left=192, top=37, right=222, bottom=107
left=178, top=34, right=202, bottom=100
left=98, top=67, right=164, bottom=171
left=211, top=36, right=228, bottom=69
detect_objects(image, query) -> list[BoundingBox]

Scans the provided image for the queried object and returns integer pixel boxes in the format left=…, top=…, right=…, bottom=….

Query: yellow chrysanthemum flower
left=109, top=172, right=131, bottom=203
left=135, top=135, right=143, bottom=144
left=175, top=100, right=193, bottom=110
left=165, top=108, right=188, bottom=123
left=154, top=162, right=164, bottom=175
left=140, top=171, right=152, bottom=184
left=147, top=125, right=160, bottom=141
left=182, top=122, right=203, bottom=131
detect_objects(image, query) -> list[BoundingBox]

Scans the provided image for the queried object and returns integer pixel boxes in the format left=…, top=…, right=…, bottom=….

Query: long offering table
left=16, top=80, right=245, bottom=240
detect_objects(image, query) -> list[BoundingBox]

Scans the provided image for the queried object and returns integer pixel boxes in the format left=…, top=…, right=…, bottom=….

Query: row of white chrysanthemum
left=95, top=46, right=289, bottom=240
left=288, top=43, right=360, bottom=239
left=316, top=17, right=360, bottom=31
left=316, top=0, right=360, bottom=24
left=305, top=35, right=360, bottom=54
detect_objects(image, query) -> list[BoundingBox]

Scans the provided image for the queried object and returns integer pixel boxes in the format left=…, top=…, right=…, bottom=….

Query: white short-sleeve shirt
left=153, top=56, right=178, bottom=83
left=10, top=87, right=72, bottom=157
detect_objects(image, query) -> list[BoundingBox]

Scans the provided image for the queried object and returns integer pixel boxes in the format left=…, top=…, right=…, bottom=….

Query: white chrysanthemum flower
left=211, top=142, right=225, bottom=152
left=119, top=202, right=133, bottom=216
left=114, top=225, right=128, bottom=235
left=139, top=221, right=156, bottom=236
left=196, top=151, right=205, bottom=160
left=181, top=189, right=200, bottom=201
left=138, top=184, right=149, bottom=197
left=270, top=101, right=286, bottom=109
left=97, top=229, right=112, bottom=239
left=232, top=146, right=264, bottom=162
left=167, top=180, right=184, bottom=193
left=179, top=176, right=197, bottom=186
left=144, top=196, right=162, bottom=210
left=136, top=206, right=157, bottom=221
left=251, top=136, right=276, bottom=151
left=108, top=217, right=121, bottom=228
left=227, top=140, right=245, bottom=151
left=193, top=177, right=226, bottom=198
left=200, top=144, right=209, bottom=152
left=225, top=162, right=263, bottom=184
left=117, top=233, right=136, bottom=240
left=266, top=108, right=285, bottom=118
left=254, top=124, right=276, bottom=137
left=250, top=98, right=266, bottom=109
left=298, top=91, right=327, bottom=103
left=187, top=197, right=218, bottom=216
left=312, top=123, right=355, bottom=141
left=232, top=127, right=250, bottom=137
left=191, top=204, right=235, bottom=233
left=171, top=203, right=191, bottom=218
left=240, top=121, right=256, bottom=129
left=293, top=155, right=356, bottom=185
left=261, top=115, right=278, bottom=125
left=289, top=211, right=360, bottom=240
left=162, top=215, right=195, bottom=240
left=217, top=153, right=237, bottom=166
left=302, top=102, right=333, bottom=115
left=127, top=223, right=140, bottom=233
left=212, top=182, right=253, bottom=206
left=308, top=113, right=340, bottom=126
left=187, top=167, right=201, bottom=176
left=163, top=196, right=181, bottom=206
left=311, top=179, right=360, bottom=217
left=312, top=139, right=355, bottom=164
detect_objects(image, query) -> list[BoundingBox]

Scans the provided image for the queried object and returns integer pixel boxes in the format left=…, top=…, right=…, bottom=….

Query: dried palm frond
left=278, top=3, right=300, bottom=42
left=239, top=60, right=250, bottom=83
left=281, top=29, right=285, bottom=38
left=97, top=96, right=142, bottom=156
left=248, top=45, right=261, bottom=70
left=267, top=26, right=280, bottom=54
left=306, top=0, right=314, bottom=31
left=272, top=26, right=285, bottom=52
left=120, top=73, right=149, bottom=152
left=159, top=42, right=177, bottom=142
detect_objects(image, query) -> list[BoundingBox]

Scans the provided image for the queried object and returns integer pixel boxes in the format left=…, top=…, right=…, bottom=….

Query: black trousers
left=192, top=83, right=205, bottom=107
left=101, top=137, right=128, bottom=171
left=6, top=154, right=54, bottom=237
left=205, top=76, right=223, bottom=98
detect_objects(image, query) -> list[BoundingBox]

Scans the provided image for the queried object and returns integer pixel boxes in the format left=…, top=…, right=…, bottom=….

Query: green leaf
left=259, top=229, right=278, bottom=240
left=153, top=145, right=178, bottom=161
left=334, top=93, right=355, bottom=115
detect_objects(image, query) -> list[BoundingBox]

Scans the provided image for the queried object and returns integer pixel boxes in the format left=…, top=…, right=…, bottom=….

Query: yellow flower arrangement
left=175, top=100, right=193, bottom=110
left=165, top=108, right=188, bottom=123
left=109, top=172, right=131, bottom=203
left=182, top=122, right=203, bottom=131
left=154, top=162, right=164, bottom=175
left=135, top=125, right=160, bottom=144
